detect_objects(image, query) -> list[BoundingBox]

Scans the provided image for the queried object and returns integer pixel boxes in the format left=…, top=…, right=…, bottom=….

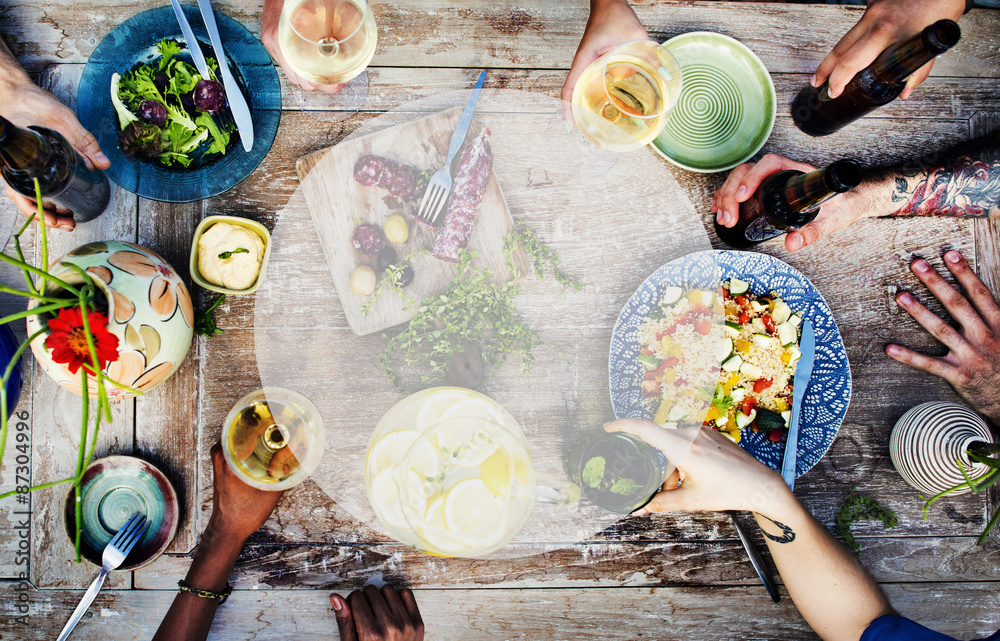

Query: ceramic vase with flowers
left=0, top=181, right=192, bottom=560
left=26, top=240, right=193, bottom=398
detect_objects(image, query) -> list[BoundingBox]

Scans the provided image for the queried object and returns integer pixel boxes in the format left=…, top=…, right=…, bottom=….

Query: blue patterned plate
left=77, top=5, right=281, bottom=202
left=609, top=250, right=851, bottom=478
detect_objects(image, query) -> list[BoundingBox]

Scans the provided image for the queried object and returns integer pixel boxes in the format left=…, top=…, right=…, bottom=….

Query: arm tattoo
left=758, top=515, right=796, bottom=544
left=887, top=136, right=1000, bottom=218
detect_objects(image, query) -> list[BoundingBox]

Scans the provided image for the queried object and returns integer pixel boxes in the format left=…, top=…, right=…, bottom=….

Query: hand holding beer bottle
left=812, top=0, right=966, bottom=101
left=1, top=37, right=110, bottom=230
left=713, top=136, right=1000, bottom=253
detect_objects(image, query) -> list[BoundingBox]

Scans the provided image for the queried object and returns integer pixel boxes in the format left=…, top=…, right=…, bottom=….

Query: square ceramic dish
left=190, top=215, right=271, bottom=295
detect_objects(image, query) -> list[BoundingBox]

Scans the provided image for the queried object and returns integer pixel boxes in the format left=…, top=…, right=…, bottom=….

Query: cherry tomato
left=694, top=318, right=712, bottom=335
left=734, top=296, right=748, bottom=307
left=738, top=311, right=751, bottom=325
left=741, top=397, right=757, bottom=415
left=762, top=314, right=776, bottom=334
left=753, top=378, right=773, bottom=393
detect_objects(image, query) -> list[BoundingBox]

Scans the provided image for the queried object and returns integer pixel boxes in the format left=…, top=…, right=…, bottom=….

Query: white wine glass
left=277, top=0, right=378, bottom=122
left=222, top=387, right=326, bottom=491
left=571, top=40, right=682, bottom=152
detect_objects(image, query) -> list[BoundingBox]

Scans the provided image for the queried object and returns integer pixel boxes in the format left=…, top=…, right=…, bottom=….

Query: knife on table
left=196, top=0, right=255, bottom=152
left=781, top=319, right=815, bottom=491
left=169, top=0, right=210, bottom=78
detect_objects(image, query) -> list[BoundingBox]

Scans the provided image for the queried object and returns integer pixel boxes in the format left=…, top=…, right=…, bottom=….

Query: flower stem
left=0, top=301, right=71, bottom=326
left=32, top=179, right=50, bottom=297
left=77, top=288, right=109, bottom=421
left=75, top=368, right=89, bottom=563
left=0, top=284, right=75, bottom=304
left=80, top=365, right=142, bottom=396
left=0, top=477, right=74, bottom=501
left=0, top=253, right=80, bottom=297
left=13, top=213, right=38, bottom=296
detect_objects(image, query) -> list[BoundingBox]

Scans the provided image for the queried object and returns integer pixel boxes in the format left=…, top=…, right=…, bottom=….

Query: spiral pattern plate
left=652, top=32, right=775, bottom=173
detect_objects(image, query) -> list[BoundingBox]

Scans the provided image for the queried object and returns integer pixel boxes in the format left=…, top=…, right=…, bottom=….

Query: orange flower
left=44, top=307, right=120, bottom=375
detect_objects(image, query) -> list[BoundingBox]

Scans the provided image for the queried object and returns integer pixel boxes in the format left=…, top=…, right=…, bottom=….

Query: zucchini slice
left=736, top=408, right=756, bottom=429
left=739, top=361, right=763, bottom=380
left=777, top=322, right=798, bottom=347
left=721, top=354, right=743, bottom=372
left=729, top=278, right=750, bottom=295
left=716, top=337, right=734, bottom=362
left=661, top=286, right=683, bottom=305
left=752, top=333, right=777, bottom=349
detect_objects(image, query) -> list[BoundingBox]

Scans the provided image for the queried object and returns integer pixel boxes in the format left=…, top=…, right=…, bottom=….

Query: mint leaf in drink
left=218, top=247, right=249, bottom=260
left=610, top=478, right=641, bottom=496
left=582, top=456, right=606, bottom=489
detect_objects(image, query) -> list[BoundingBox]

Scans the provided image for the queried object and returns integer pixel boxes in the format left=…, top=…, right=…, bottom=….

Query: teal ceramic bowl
left=653, top=32, right=776, bottom=173
left=64, top=455, right=179, bottom=570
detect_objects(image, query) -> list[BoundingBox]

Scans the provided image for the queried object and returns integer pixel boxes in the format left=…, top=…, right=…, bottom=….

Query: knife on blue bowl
left=781, top=318, right=815, bottom=491
left=195, top=0, right=255, bottom=152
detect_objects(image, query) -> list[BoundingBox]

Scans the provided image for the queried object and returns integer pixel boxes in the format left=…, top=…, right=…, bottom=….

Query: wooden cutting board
left=296, top=107, right=529, bottom=336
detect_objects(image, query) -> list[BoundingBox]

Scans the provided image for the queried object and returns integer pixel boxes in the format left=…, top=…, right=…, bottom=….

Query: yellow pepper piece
left=735, top=339, right=752, bottom=353
left=781, top=351, right=792, bottom=364
left=653, top=399, right=672, bottom=425
left=726, top=373, right=741, bottom=387
left=705, top=406, right=722, bottom=422
left=774, top=398, right=790, bottom=412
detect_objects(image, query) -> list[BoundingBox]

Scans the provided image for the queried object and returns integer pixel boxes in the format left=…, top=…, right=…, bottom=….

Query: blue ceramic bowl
left=0, top=325, right=23, bottom=416
left=77, top=5, right=281, bottom=202
left=609, top=250, right=851, bottom=479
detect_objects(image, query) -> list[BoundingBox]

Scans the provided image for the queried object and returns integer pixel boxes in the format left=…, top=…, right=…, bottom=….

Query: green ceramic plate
left=652, top=32, right=776, bottom=173
left=64, top=455, right=179, bottom=570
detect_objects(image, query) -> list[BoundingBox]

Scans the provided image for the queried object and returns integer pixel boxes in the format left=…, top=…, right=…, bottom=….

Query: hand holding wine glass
left=261, top=0, right=345, bottom=93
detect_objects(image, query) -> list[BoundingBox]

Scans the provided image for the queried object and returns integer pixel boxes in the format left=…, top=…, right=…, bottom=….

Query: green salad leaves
left=112, top=39, right=233, bottom=168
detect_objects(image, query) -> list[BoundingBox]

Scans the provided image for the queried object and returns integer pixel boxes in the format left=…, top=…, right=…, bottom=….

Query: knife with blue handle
left=196, top=0, right=255, bottom=152
left=781, top=319, right=815, bottom=491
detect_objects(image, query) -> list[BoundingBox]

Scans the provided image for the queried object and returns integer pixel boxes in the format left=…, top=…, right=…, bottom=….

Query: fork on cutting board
left=56, top=512, right=151, bottom=641
left=416, top=70, right=487, bottom=226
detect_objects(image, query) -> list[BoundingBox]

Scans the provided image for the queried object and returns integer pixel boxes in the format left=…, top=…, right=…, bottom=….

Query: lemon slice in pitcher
left=415, top=389, right=472, bottom=432
left=368, top=430, right=441, bottom=479
left=371, top=468, right=425, bottom=530
left=443, top=478, right=501, bottom=533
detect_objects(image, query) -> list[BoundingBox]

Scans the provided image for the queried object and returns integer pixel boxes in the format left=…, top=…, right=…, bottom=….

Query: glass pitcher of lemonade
left=365, top=387, right=576, bottom=558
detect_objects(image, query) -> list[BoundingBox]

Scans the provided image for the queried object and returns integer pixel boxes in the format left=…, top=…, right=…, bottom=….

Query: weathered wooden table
left=1, top=2, right=999, bottom=639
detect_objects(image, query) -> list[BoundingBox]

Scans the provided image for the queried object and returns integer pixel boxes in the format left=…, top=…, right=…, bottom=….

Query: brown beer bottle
left=0, top=115, right=111, bottom=222
left=715, top=159, right=862, bottom=249
left=792, top=20, right=961, bottom=136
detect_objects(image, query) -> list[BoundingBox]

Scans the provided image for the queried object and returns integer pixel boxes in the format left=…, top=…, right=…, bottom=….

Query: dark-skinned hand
left=206, top=443, right=284, bottom=544
left=331, top=585, right=424, bottom=641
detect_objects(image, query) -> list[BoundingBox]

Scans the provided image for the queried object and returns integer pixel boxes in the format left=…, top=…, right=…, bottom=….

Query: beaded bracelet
left=177, top=579, right=233, bottom=605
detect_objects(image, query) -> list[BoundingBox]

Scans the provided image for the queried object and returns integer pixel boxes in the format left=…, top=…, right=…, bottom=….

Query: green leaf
left=194, top=294, right=226, bottom=337
left=218, top=247, right=249, bottom=260
left=156, top=39, right=183, bottom=70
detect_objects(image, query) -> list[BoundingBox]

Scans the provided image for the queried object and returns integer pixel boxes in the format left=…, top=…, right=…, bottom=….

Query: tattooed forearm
left=884, top=135, right=1000, bottom=218
left=758, top=515, right=796, bottom=544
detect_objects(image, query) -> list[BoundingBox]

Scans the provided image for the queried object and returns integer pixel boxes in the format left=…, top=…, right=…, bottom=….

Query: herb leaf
left=218, top=248, right=249, bottom=260
left=835, top=484, right=898, bottom=556
left=194, top=294, right=226, bottom=337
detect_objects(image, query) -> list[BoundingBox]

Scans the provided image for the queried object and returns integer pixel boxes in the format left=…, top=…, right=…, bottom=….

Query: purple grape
left=137, top=100, right=167, bottom=127
left=192, top=79, right=226, bottom=113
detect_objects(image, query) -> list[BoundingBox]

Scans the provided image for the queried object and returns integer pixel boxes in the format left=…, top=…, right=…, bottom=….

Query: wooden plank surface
left=2, top=582, right=1000, bottom=640
left=1, top=1, right=999, bottom=639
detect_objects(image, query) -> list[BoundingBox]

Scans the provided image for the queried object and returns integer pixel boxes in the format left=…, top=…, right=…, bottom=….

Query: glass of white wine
left=571, top=40, right=683, bottom=152
left=222, top=387, right=326, bottom=491
left=277, top=0, right=378, bottom=120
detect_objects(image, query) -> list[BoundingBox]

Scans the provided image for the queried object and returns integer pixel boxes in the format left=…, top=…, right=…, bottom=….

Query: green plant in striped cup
left=0, top=179, right=139, bottom=562
left=921, top=441, right=1000, bottom=545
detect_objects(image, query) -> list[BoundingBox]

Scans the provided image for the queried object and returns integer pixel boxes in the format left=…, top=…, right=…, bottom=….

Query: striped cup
left=889, top=401, right=995, bottom=496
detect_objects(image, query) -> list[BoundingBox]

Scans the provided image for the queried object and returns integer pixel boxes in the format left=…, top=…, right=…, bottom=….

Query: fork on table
left=56, top=512, right=151, bottom=641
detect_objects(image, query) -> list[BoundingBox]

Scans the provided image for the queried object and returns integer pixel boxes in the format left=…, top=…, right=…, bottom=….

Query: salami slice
left=432, top=128, right=493, bottom=263
left=353, top=155, right=385, bottom=187
left=376, top=160, right=398, bottom=189
left=387, top=164, right=416, bottom=198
